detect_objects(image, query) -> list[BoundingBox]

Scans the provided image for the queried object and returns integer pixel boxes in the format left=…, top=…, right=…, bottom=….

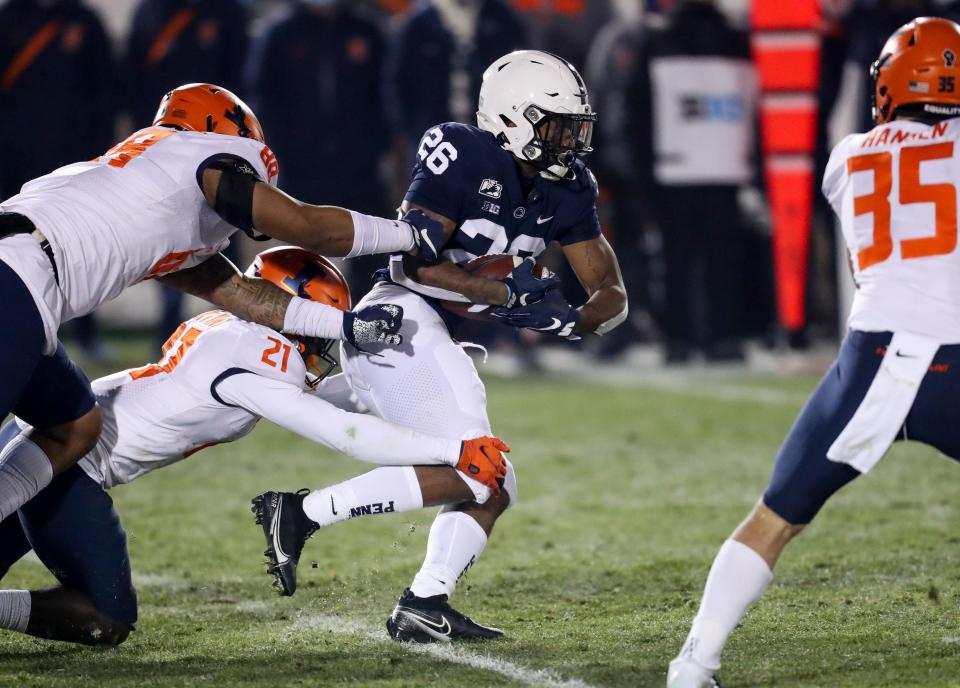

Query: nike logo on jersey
left=400, top=610, right=452, bottom=638
left=895, top=350, right=918, bottom=358
left=536, top=215, right=554, bottom=225
left=270, top=499, right=290, bottom=564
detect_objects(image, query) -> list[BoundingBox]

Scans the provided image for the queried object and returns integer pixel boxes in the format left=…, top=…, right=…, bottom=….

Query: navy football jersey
left=404, top=122, right=601, bottom=262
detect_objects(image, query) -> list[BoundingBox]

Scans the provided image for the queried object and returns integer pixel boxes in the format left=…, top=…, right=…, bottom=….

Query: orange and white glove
left=456, top=437, right=510, bottom=494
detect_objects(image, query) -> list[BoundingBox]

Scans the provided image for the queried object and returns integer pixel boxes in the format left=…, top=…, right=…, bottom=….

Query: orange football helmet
left=153, top=83, right=266, bottom=143
left=246, top=247, right=352, bottom=386
left=872, top=17, right=960, bottom=124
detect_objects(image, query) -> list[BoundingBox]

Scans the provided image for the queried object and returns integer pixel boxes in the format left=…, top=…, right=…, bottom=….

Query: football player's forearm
left=207, top=275, right=290, bottom=331
left=575, top=284, right=628, bottom=334
left=251, top=185, right=416, bottom=258
left=251, top=184, right=355, bottom=256
left=158, top=254, right=287, bottom=329
left=412, top=260, right=510, bottom=305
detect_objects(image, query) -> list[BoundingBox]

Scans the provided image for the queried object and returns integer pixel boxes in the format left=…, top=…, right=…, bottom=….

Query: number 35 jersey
left=405, top=122, right=601, bottom=263
left=823, top=118, right=960, bottom=341
left=0, top=127, right=278, bottom=350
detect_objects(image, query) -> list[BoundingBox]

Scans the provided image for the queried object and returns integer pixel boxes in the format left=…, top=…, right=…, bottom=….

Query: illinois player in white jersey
left=668, top=17, right=960, bottom=687
left=0, top=247, right=508, bottom=646
left=0, top=83, right=447, bottom=529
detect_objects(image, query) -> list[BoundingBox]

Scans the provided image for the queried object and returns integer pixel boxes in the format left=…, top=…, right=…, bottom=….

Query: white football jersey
left=78, top=311, right=291, bottom=487
left=824, top=118, right=960, bottom=342
left=17, top=311, right=462, bottom=489
left=0, top=128, right=278, bottom=349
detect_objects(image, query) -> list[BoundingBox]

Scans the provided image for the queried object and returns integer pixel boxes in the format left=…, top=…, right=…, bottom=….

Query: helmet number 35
left=418, top=127, right=459, bottom=174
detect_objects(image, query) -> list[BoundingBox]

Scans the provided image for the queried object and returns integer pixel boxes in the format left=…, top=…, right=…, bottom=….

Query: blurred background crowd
left=3, top=0, right=959, bottom=369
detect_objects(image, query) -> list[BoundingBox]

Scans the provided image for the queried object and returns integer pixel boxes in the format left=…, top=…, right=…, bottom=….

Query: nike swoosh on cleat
left=330, top=494, right=337, bottom=515
left=270, top=499, right=290, bottom=564
left=399, top=610, right=452, bottom=638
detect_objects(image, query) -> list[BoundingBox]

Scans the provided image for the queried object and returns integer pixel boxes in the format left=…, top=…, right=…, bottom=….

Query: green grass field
left=1, top=342, right=958, bottom=687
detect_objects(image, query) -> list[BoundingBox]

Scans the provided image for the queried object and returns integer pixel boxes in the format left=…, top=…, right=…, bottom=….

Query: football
left=439, top=254, right=548, bottom=321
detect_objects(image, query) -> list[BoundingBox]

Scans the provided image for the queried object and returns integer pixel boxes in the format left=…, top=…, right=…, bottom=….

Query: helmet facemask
left=519, top=106, right=596, bottom=180
left=297, top=337, right=339, bottom=389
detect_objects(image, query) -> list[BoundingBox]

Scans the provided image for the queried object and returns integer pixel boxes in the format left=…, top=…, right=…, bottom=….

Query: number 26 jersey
left=404, top=122, right=601, bottom=264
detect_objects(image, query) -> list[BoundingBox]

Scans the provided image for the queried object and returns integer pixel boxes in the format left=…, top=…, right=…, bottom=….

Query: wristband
left=500, top=281, right=514, bottom=307
left=346, top=210, right=416, bottom=258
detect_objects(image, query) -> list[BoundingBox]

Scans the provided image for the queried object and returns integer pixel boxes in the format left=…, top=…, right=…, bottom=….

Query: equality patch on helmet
left=196, top=154, right=270, bottom=241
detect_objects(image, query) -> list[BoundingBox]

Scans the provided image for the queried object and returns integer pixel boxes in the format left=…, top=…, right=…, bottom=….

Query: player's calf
left=0, top=586, right=132, bottom=646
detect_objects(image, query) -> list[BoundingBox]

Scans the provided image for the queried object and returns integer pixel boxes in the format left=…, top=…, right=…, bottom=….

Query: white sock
left=678, top=539, right=774, bottom=671
left=346, top=210, right=415, bottom=258
left=409, top=511, right=487, bottom=599
left=0, top=590, right=31, bottom=632
left=302, top=466, right=423, bottom=527
left=0, top=435, right=53, bottom=522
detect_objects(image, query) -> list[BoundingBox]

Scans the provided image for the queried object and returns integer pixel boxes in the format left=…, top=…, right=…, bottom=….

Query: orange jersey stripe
left=145, top=8, right=196, bottom=68
left=1, top=19, right=63, bottom=92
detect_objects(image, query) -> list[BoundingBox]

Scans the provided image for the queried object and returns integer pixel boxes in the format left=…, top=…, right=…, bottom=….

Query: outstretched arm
left=215, top=372, right=510, bottom=493
left=199, top=167, right=436, bottom=259
left=156, top=253, right=297, bottom=332
left=156, top=254, right=404, bottom=347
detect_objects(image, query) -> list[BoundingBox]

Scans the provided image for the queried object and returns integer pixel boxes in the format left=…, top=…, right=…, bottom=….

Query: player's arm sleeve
left=214, top=373, right=461, bottom=466
left=309, top=373, right=369, bottom=414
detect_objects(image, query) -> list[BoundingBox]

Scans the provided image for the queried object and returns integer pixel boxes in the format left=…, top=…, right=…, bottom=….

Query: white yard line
left=290, top=612, right=597, bottom=688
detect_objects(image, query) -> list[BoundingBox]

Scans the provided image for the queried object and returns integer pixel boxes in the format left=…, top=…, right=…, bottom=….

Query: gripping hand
left=499, top=257, right=561, bottom=308
left=456, top=436, right=510, bottom=494
left=404, top=209, right=445, bottom=263
left=343, top=304, right=404, bottom=348
left=492, top=290, right=581, bottom=339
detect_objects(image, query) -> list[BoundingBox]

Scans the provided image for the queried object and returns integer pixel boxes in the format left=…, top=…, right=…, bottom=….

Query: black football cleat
left=385, top=588, right=503, bottom=643
left=251, top=489, right=317, bottom=596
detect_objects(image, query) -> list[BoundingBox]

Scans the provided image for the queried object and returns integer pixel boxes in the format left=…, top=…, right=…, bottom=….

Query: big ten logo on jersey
left=97, top=128, right=176, bottom=168
left=129, top=311, right=232, bottom=379
left=260, top=145, right=279, bottom=183
left=418, top=127, right=458, bottom=174
left=849, top=125, right=956, bottom=270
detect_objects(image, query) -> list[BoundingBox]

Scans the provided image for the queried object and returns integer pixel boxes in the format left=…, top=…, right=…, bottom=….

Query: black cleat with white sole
left=385, top=588, right=503, bottom=643
left=251, top=489, right=317, bottom=596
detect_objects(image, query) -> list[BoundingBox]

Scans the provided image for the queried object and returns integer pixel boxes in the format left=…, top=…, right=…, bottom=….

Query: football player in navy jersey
left=254, top=50, right=628, bottom=642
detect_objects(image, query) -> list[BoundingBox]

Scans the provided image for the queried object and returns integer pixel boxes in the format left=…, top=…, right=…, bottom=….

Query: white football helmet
left=477, top=50, right=596, bottom=180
